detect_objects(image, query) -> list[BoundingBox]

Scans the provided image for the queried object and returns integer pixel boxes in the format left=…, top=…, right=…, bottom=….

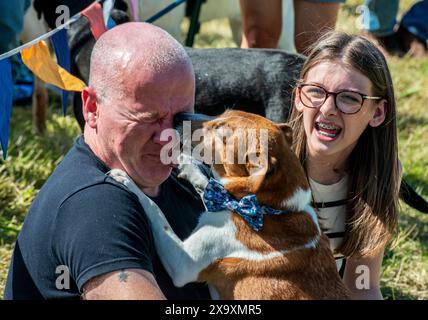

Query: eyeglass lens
left=300, top=85, right=363, bottom=114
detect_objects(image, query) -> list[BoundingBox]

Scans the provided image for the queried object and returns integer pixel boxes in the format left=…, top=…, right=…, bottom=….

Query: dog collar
left=203, top=178, right=292, bottom=231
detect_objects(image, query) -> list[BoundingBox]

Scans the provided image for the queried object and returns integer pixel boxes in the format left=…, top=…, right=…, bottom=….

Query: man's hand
left=82, top=268, right=166, bottom=300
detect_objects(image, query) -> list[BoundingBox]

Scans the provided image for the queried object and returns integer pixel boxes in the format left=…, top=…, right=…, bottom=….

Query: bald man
left=4, top=23, right=211, bottom=300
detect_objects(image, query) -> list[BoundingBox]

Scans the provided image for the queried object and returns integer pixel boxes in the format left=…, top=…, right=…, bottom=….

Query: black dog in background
left=190, top=48, right=304, bottom=122
left=33, top=2, right=428, bottom=215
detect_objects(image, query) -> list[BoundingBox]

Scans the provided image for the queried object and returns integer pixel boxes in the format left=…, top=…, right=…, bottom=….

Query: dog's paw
left=177, top=153, right=198, bottom=180
left=177, top=164, right=196, bottom=182
left=177, top=153, right=193, bottom=168
left=108, top=169, right=130, bottom=184
left=107, top=169, right=140, bottom=194
left=177, top=154, right=209, bottom=197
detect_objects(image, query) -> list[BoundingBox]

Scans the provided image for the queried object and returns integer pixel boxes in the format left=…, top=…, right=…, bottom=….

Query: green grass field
left=1, top=0, right=427, bottom=299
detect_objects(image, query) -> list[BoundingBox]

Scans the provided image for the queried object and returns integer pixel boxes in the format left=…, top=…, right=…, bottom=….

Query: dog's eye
left=266, top=164, right=275, bottom=176
left=266, top=157, right=278, bottom=176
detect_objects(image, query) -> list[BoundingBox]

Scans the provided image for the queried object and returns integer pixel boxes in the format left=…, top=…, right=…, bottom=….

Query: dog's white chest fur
left=108, top=164, right=318, bottom=291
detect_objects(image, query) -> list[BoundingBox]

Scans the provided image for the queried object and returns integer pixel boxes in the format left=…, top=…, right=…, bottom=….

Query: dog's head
left=198, top=110, right=309, bottom=210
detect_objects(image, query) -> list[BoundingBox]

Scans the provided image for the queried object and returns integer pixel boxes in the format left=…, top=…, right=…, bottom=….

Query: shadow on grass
left=400, top=173, right=428, bottom=213
left=382, top=286, right=422, bottom=300
left=394, top=209, right=428, bottom=251
left=0, top=231, right=18, bottom=247
left=402, top=174, right=428, bottom=195
left=397, top=113, right=428, bottom=136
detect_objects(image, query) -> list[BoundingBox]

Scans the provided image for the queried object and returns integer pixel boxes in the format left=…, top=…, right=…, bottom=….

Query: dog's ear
left=277, top=123, right=293, bottom=145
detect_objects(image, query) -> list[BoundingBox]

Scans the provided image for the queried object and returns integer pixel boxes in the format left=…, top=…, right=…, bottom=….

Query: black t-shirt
left=4, top=136, right=211, bottom=300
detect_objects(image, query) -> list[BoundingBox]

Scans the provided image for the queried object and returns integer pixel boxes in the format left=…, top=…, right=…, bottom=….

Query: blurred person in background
left=239, top=0, right=345, bottom=54
left=362, top=0, right=427, bottom=58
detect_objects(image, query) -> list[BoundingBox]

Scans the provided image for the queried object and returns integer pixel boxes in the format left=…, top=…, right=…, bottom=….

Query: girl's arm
left=342, top=248, right=385, bottom=300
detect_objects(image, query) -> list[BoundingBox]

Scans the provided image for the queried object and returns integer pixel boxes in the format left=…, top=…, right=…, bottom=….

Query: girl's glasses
left=297, top=83, right=383, bottom=115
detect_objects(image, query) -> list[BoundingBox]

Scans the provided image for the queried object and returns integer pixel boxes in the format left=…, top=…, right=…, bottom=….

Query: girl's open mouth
left=314, top=121, right=342, bottom=141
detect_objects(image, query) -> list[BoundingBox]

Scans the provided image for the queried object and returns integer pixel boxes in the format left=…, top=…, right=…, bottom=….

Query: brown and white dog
left=109, top=110, right=350, bottom=299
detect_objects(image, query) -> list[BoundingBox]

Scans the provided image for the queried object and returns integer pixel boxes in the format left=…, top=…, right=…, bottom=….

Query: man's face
left=97, top=63, right=195, bottom=191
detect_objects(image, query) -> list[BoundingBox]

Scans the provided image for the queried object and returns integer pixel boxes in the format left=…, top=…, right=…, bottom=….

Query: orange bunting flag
left=21, top=41, right=86, bottom=92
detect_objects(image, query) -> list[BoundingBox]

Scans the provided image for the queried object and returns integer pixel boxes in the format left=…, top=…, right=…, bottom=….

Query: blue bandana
left=203, top=178, right=290, bottom=231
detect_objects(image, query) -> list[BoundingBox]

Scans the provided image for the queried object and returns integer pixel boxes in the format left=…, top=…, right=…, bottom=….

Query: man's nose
left=319, top=94, right=339, bottom=116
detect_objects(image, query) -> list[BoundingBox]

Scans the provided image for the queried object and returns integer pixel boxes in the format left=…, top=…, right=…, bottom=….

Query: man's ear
left=369, top=99, right=387, bottom=128
left=82, top=87, right=98, bottom=129
left=277, top=123, right=293, bottom=145
left=294, top=88, right=304, bottom=112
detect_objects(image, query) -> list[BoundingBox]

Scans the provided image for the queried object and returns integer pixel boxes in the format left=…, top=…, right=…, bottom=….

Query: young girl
left=288, top=31, right=401, bottom=299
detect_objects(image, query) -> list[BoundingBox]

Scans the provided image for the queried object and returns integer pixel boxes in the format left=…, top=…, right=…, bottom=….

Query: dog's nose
left=173, top=112, right=214, bottom=128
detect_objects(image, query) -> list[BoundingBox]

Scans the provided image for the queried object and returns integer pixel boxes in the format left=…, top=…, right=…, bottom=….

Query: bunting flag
left=103, top=0, right=115, bottom=27
left=51, top=29, right=71, bottom=115
left=82, top=1, right=107, bottom=40
left=21, top=41, right=85, bottom=92
left=130, top=0, right=140, bottom=22
left=106, top=16, right=117, bottom=30
left=0, top=59, right=13, bottom=160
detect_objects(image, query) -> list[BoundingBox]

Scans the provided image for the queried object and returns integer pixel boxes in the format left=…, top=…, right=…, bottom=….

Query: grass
left=0, top=102, right=81, bottom=292
left=1, top=0, right=427, bottom=299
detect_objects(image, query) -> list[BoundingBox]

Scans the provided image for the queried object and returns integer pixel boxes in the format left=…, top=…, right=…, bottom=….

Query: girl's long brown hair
left=288, top=31, right=400, bottom=258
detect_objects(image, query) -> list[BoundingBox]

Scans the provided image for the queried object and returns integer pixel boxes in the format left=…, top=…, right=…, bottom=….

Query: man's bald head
left=88, top=22, right=193, bottom=102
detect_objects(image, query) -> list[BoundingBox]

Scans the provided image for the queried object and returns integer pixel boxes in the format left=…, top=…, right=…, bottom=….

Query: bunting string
left=0, top=13, right=81, bottom=62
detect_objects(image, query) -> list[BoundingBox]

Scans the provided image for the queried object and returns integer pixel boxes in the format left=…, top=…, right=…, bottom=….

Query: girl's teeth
left=319, top=131, right=337, bottom=138
left=315, top=122, right=341, bottom=138
left=318, top=123, right=340, bottom=130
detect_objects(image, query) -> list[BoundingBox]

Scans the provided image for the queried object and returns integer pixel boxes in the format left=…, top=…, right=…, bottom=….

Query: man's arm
left=54, top=184, right=161, bottom=299
left=82, top=269, right=165, bottom=300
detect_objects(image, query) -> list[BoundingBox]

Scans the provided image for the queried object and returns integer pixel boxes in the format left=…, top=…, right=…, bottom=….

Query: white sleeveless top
left=309, top=175, right=348, bottom=271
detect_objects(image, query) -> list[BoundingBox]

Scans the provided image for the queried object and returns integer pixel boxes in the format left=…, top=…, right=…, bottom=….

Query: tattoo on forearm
left=118, top=270, right=129, bottom=283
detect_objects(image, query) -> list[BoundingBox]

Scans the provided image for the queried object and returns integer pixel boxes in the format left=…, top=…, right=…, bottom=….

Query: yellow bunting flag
left=21, top=41, right=86, bottom=92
